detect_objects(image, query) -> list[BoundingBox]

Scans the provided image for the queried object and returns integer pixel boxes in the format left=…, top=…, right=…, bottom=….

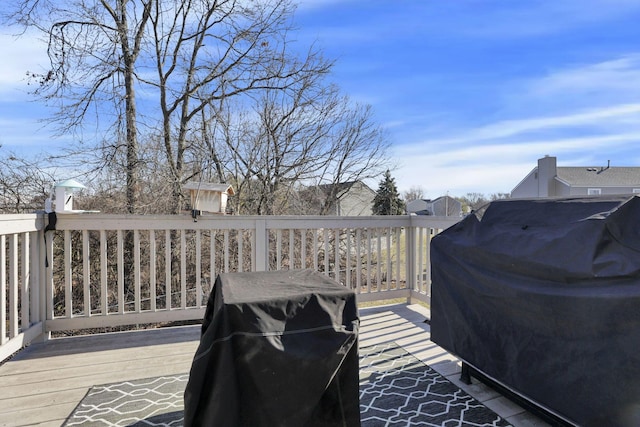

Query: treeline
left=402, top=186, right=510, bottom=213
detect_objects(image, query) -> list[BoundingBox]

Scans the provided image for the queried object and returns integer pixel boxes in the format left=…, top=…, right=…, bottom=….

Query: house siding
left=511, top=156, right=640, bottom=198
left=511, top=171, right=538, bottom=198
left=336, top=182, right=375, bottom=216
left=407, top=196, right=461, bottom=216
left=568, top=186, right=638, bottom=196
left=556, top=182, right=571, bottom=197
left=406, top=199, right=428, bottom=213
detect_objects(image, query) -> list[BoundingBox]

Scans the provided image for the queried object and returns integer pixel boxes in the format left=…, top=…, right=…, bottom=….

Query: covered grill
left=431, top=196, right=640, bottom=427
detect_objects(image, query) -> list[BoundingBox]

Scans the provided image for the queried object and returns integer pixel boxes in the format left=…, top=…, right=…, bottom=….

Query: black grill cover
left=431, top=196, right=640, bottom=427
left=184, top=269, right=360, bottom=427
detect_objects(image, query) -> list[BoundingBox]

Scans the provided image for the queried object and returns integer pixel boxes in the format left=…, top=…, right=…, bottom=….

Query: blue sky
left=2, top=0, right=640, bottom=198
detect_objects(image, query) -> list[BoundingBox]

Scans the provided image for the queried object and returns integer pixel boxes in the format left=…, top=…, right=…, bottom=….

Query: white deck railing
left=1, top=212, right=459, bottom=360
left=0, top=214, right=46, bottom=361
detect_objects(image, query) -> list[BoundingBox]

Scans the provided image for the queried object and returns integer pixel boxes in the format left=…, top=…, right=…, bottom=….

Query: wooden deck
left=0, top=304, right=550, bottom=427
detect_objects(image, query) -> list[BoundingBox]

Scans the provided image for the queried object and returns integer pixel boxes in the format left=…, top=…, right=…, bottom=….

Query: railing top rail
left=49, top=213, right=461, bottom=231
left=408, top=214, right=461, bottom=230
left=0, top=213, right=44, bottom=234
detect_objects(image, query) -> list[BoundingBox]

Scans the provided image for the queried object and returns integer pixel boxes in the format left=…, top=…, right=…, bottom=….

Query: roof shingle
left=556, top=167, right=640, bottom=187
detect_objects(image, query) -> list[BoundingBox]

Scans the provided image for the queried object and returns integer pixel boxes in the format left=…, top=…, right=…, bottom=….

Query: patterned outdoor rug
left=64, top=374, right=187, bottom=426
left=359, top=343, right=511, bottom=426
left=64, top=343, right=511, bottom=426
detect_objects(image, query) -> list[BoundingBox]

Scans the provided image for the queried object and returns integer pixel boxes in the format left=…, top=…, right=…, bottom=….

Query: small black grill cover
left=431, top=196, right=640, bottom=427
left=184, top=269, right=360, bottom=427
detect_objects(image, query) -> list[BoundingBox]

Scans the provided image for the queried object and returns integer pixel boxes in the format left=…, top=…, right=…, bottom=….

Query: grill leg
left=460, top=362, right=472, bottom=385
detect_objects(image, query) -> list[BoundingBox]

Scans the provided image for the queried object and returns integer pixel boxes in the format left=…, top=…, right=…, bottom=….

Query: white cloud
left=297, top=0, right=640, bottom=41
left=524, top=55, right=640, bottom=102
left=450, top=0, right=640, bottom=39
left=0, top=31, right=49, bottom=100
left=474, top=104, right=640, bottom=140
left=392, top=107, right=640, bottom=197
left=0, top=116, right=51, bottom=146
left=388, top=50, right=640, bottom=197
left=398, top=103, right=640, bottom=151
left=393, top=153, right=531, bottom=198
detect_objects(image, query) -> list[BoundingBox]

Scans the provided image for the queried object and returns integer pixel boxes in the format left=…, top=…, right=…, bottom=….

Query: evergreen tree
left=372, top=170, right=405, bottom=215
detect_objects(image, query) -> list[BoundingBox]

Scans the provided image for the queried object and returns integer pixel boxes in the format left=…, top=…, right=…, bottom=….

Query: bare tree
left=0, top=151, right=57, bottom=213
left=8, top=0, right=152, bottom=213
left=403, top=186, right=425, bottom=204
left=7, top=0, right=332, bottom=214
left=458, top=192, right=490, bottom=212
left=313, top=101, right=391, bottom=215
left=197, top=79, right=391, bottom=215
left=146, top=0, right=334, bottom=213
left=490, top=192, right=511, bottom=201
left=456, top=192, right=510, bottom=215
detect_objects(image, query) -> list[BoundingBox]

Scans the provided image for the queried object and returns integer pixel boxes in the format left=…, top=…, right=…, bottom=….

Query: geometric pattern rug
left=63, top=374, right=187, bottom=426
left=359, top=343, right=512, bottom=426
left=64, top=342, right=512, bottom=426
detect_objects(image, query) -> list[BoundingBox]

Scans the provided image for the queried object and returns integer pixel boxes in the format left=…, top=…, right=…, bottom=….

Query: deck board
left=0, top=304, right=549, bottom=427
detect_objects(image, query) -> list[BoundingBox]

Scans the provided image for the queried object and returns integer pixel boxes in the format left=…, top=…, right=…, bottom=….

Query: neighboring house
left=511, top=155, right=640, bottom=198
left=303, top=181, right=376, bottom=216
left=406, top=196, right=462, bottom=217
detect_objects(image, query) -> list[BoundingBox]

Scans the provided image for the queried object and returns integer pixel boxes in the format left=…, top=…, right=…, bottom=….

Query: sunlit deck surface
left=0, top=304, right=550, bottom=427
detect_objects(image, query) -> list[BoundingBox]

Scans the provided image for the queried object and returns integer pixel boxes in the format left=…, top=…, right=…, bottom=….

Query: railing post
left=255, top=219, right=268, bottom=272
left=406, top=217, right=417, bottom=305
left=1, top=235, right=6, bottom=346
left=29, top=231, right=39, bottom=325
left=33, top=215, right=49, bottom=342
left=21, top=233, right=30, bottom=333
left=9, top=234, right=19, bottom=339
left=36, top=226, right=50, bottom=342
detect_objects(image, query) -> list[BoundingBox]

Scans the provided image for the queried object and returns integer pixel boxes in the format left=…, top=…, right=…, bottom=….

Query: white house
left=301, top=181, right=376, bottom=216
left=511, top=156, right=640, bottom=198
left=406, top=196, right=462, bottom=217
left=323, top=181, right=376, bottom=216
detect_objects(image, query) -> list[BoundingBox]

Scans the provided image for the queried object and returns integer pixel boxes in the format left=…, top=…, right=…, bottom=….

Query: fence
left=1, top=212, right=459, bottom=360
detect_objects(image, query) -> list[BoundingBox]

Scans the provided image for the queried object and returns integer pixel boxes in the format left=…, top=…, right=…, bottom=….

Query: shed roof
left=184, top=182, right=235, bottom=195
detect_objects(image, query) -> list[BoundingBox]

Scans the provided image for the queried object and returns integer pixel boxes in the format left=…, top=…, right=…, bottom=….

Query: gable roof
left=184, top=182, right=235, bottom=195
left=556, top=167, right=640, bottom=187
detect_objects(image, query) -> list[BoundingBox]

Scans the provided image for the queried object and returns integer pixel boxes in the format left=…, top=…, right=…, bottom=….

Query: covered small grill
left=184, top=269, right=360, bottom=427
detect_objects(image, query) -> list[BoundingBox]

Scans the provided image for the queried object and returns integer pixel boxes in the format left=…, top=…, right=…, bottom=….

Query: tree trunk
left=119, top=0, right=140, bottom=214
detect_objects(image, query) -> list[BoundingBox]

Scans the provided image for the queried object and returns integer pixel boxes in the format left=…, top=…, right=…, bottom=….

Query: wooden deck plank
left=1, top=352, right=196, bottom=390
left=0, top=344, right=197, bottom=377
